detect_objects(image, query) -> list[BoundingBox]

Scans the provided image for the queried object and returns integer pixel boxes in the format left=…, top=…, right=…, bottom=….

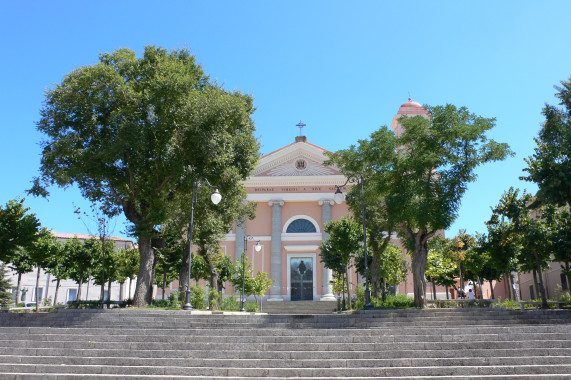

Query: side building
left=6, top=232, right=136, bottom=306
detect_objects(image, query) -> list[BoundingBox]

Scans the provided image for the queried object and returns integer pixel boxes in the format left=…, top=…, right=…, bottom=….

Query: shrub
left=245, top=300, right=258, bottom=312
left=221, top=295, right=240, bottom=311
left=190, top=285, right=207, bottom=310
left=381, top=294, right=415, bottom=308
left=352, top=285, right=415, bottom=309
left=208, top=289, right=221, bottom=310
left=152, top=292, right=181, bottom=309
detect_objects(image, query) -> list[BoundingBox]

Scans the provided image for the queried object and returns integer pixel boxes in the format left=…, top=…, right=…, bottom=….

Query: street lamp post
left=241, top=235, right=261, bottom=312
left=334, top=175, right=372, bottom=308
left=183, top=178, right=222, bottom=311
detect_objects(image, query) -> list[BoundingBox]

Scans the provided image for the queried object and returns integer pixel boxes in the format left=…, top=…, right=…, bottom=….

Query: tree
left=479, top=218, right=520, bottom=300
left=0, top=263, right=13, bottom=307
left=230, top=254, right=272, bottom=310
left=319, top=217, right=362, bottom=309
left=153, top=228, right=182, bottom=300
left=63, top=237, right=97, bottom=301
left=166, top=182, right=256, bottom=301
left=355, top=243, right=408, bottom=301
left=43, top=239, right=67, bottom=305
left=449, top=230, right=476, bottom=290
left=88, top=238, right=118, bottom=302
left=548, top=206, right=571, bottom=290
left=27, top=230, right=57, bottom=311
left=31, top=46, right=260, bottom=307
left=488, top=187, right=553, bottom=307
left=472, top=233, right=504, bottom=300
left=7, top=248, right=34, bottom=305
left=114, top=247, right=139, bottom=300
left=328, top=104, right=512, bottom=307
left=426, top=236, right=457, bottom=300
left=0, top=199, right=41, bottom=263
left=248, top=271, right=273, bottom=311
left=74, top=202, right=117, bottom=305
left=523, top=77, right=571, bottom=208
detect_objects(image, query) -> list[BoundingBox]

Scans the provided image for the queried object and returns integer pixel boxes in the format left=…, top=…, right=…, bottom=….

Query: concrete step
left=1, top=362, right=571, bottom=377
left=1, top=331, right=570, bottom=344
left=262, top=300, right=338, bottom=314
left=2, top=354, right=571, bottom=368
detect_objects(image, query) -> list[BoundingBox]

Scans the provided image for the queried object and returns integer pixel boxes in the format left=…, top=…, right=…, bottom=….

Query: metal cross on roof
left=296, top=120, right=306, bottom=136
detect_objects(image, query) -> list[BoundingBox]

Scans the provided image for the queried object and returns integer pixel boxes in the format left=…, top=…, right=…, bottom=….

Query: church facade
left=217, top=99, right=433, bottom=301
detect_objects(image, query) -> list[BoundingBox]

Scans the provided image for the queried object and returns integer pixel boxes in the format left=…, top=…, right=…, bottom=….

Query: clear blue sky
left=1, top=1, right=570, bottom=240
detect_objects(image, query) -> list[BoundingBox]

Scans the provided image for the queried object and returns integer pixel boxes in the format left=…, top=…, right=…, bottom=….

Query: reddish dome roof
left=397, top=99, right=428, bottom=115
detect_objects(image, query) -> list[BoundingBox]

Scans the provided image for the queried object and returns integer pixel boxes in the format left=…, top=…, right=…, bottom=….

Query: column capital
left=318, top=199, right=334, bottom=206
left=268, top=200, right=284, bottom=207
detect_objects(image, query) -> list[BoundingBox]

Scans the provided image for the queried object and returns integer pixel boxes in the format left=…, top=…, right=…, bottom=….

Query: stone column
left=319, top=199, right=336, bottom=301
left=268, top=200, right=284, bottom=301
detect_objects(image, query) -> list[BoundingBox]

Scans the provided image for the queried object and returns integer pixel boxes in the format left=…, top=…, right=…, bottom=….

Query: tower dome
left=397, top=98, right=429, bottom=116
left=390, top=98, right=429, bottom=137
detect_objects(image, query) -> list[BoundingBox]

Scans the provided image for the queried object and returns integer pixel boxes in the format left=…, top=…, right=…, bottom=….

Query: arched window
left=286, top=219, right=317, bottom=233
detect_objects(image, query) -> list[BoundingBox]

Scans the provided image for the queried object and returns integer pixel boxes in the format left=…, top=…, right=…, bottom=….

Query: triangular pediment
left=251, top=140, right=342, bottom=177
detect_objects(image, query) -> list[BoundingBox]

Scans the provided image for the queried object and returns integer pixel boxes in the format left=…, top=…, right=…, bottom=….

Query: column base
left=319, top=293, right=337, bottom=301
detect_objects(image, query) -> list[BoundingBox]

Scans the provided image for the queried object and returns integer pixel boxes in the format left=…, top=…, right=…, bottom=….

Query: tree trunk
left=370, top=252, right=382, bottom=299
left=119, top=282, right=124, bottom=301
left=490, top=280, right=495, bottom=300
left=458, top=262, right=464, bottom=290
left=565, top=262, right=571, bottom=293
left=16, top=273, right=22, bottom=305
left=536, top=259, right=548, bottom=309
left=54, top=278, right=60, bottom=306
left=503, top=271, right=511, bottom=300
left=179, top=243, right=191, bottom=302
left=35, top=267, right=41, bottom=312
left=162, top=270, right=167, bottom=300
left=133, top=236, right=156, bottom=307
left=100, top=237, right=106, bottom=304
left=446, top=286, right=449, bottom=300
left=107, top=278, right=112, bottom=301
left=532, top=269, right=539, bottom=299
left=129, top=278, right=133, bottom=300
left=432, top=280, right=437, bottom=300
left=77, top=282, right=82, bottom=301
left=477, top=276, right=483, bottom=299
left=411, top=236, right=430, bottom=308
left=346, top=265, right=351, bottom=309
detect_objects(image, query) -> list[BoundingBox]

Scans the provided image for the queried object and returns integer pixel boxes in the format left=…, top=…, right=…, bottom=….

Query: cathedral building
left=217, top=99, right=433, bottom=301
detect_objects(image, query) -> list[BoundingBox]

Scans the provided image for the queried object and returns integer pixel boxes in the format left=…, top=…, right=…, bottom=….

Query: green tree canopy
left=0, top=264, right=13, bottom=306
left=0, top=199, right=42, bottom=263
left=328, top=104, right=512, bottom=307
left=523, top=77, right=571, bottom=207
left=426, top=236, right=457, bottom=299
left=31, top=46, right=260, bottom=307
left=319, top=217, right=362, bottom=274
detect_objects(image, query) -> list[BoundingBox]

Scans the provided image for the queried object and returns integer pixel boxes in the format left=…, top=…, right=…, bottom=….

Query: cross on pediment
left=296, top=121, right=306, bottom=136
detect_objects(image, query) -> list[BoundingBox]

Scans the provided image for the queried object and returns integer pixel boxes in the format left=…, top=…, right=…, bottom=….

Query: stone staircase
left=262, top=300, right=337, bottom=314
left=0, top=308, right=570, bottom=379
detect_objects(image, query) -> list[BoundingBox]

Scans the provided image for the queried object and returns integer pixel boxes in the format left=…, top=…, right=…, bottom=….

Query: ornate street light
left=334, top=175, right=372, bottom=308
left=183, top=178, right=221, bottom=311
left=241, top=235, right=261, bottom=312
